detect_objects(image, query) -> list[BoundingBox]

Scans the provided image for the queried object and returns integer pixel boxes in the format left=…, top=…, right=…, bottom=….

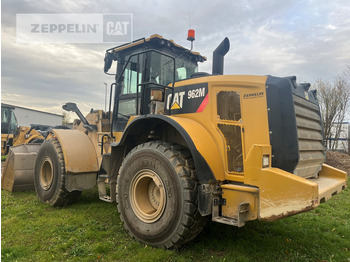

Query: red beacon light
left=187, top=29, right=195, bottom=50
left=187, top=29, right=195, bottom=41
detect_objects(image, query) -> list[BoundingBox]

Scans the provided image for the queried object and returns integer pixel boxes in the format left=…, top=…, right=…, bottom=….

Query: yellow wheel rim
left=39, top=157, right=54, bottom=190
left=130, top=169, right=166, bottom=223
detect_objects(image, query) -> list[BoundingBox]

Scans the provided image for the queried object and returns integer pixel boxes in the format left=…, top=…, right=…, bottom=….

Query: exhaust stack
left=212, top=37, right=230, bottom=75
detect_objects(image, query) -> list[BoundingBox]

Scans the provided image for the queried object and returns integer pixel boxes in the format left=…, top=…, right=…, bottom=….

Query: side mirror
left=62, top=102, right=91, bottom=128
left=62, top=102, right=78, bottom=112
left=104, top=52, right=114, bottom=73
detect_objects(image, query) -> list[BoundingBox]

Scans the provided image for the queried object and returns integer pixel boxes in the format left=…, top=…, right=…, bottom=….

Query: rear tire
left=34, top=139, right=81, bottom=206
left=117, top=141, right=206, bottom=249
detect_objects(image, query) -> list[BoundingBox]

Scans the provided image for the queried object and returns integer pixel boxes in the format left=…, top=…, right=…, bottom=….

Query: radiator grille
left=293, top=95, right=325, bottom=178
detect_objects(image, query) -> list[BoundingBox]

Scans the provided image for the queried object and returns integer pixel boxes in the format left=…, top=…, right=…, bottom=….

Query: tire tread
left=34, top=139, right=81, bottom=207
left=117, top=141, right=207, bottom=249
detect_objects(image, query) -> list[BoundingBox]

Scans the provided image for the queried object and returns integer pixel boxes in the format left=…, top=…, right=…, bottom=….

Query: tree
left=62, top=112, right=71, bottom=126
left=314, top=66, right=350, bottom=151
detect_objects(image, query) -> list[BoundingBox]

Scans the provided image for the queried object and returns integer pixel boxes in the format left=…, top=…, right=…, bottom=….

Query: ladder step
left=212, top=216, right=238, bottom=226
left=99, top=195, right=113, bottom=203
left=97, top=179, right=116, bottom=203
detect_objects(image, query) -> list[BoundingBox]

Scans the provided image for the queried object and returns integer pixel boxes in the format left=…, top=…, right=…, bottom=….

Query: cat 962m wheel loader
left=28, top=34, right=346, bottom=248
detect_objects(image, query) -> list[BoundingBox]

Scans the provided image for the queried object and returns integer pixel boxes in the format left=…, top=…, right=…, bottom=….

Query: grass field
left=1, top=177, right=349, bottom=262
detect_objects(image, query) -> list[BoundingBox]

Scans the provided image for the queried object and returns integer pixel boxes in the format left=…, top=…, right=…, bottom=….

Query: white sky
left=1, top=0, right=350, bottom=119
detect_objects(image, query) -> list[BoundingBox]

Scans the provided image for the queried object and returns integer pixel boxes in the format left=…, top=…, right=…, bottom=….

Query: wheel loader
left=1, top=123, right=69, bottom=191
left=1, top=104, right=18, bottom=155
left=4, top=34, right=347, bottom=249
left=1, top=105, right=49, bottom=155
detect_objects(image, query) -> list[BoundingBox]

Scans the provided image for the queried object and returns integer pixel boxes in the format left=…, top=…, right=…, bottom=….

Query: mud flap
left=1, top=144, right=42, bottom=192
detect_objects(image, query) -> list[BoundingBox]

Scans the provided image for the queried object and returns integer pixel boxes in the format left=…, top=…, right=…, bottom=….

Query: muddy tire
left=117, top=141, right=206, bottom=249
left=34, top=139, right=81, bottom=206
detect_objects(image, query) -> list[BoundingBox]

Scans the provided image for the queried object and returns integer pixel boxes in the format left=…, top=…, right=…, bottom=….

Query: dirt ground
left=325, top=151, right=350, bottom=176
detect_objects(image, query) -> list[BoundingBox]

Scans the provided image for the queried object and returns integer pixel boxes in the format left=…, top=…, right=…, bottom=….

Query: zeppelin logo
left=31, top=23, right=98, bottom=33
left=243, top=92, right=264, bottom=99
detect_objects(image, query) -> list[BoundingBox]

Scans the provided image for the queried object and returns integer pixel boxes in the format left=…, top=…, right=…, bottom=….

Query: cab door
left=114, top=54, right=145, bottom=132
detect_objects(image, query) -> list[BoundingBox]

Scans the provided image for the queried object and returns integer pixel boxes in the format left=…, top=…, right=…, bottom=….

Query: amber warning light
left=187, top=29, right=195, bottom=50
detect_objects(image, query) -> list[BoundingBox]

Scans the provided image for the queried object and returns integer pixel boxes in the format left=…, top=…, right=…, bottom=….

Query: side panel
left=52, top=129, right=99, bottom=173
left=168, top=75, right=269, bottom=183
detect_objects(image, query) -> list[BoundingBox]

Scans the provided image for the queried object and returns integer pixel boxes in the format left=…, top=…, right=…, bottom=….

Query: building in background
left=328, top=122, right=349, bottom=154
left=1, top=103, right=63, bottom=127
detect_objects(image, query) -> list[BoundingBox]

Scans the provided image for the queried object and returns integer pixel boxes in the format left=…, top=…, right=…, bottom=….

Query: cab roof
left=106, top=34, right=207, bottom=63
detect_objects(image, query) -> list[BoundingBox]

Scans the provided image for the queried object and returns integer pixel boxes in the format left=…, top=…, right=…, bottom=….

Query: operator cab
left=104, top=34, right=206, bottom=132
left=1, top=105, right=17, bottom=135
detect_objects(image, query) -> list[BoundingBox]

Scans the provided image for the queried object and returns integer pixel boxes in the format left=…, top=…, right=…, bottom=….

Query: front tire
left=34, top=139, right=81, bottom=206
left=117, top=141, right=206, bottom=249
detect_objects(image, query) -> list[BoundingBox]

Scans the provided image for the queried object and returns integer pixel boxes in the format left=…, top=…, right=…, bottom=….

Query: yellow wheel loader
left=13, top=34, right=348, bottom=249
left=1, top=104, right=47, bottom=191
left=1, top=124, right=69, bottom=191
left=1, top=104, right=18, bottom=155
left=1, top=105, right=47, bottom=155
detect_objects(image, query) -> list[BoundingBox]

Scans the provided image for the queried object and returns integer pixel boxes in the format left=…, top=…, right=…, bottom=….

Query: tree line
left=313, top=65, right=350, bottom=153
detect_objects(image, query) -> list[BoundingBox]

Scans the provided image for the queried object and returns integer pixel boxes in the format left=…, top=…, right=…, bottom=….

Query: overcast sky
left=1, top=0, right=350, bottom=119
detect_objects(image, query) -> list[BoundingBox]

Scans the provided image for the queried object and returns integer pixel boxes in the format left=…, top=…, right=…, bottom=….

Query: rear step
left=212, top=201, right=250, bottom=227
left=1, top=144, right=41, bottom=192
left=212, top=184, right=259, bottom=227
left=97, top=173, right=116, bottom=202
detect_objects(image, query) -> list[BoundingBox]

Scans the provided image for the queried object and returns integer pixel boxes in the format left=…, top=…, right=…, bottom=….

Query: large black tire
left=117, top=141, right=206, bottom=249
left=34, top=139, right=81, bottom=207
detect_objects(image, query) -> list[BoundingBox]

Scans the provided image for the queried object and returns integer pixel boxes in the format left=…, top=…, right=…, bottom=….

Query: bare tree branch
left=313, top=66, right=350, bottom=151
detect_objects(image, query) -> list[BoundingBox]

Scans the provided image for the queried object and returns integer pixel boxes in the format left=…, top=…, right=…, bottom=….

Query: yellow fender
left=118, top=115, right=225, bottom=184
left=52, top=129, right=99, bottom=174
left=169, top=116, right=225, bottom=182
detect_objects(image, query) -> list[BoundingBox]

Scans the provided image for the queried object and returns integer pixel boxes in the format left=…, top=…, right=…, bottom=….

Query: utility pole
left=104, top=83, right=107, bottom=112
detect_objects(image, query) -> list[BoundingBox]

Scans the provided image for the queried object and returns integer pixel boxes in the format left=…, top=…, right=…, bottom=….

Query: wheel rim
left=39, top=157, right=54, bottom=191
left=130, top=169, right=166, bottom=223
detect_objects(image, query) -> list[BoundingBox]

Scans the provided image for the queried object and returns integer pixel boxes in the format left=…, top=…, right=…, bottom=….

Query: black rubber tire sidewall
left=118, top=148, right=183, bottom=245
left=34, top=141, right=61, bottom=203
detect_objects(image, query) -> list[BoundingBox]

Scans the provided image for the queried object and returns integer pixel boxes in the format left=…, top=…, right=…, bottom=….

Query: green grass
left=1, top=155, right=7, bottom=162
left=2, top=179, right=350, bottom=262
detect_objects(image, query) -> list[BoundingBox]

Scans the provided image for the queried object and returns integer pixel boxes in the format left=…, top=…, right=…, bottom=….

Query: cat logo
left=166, top=91, right=185, bottom=110
left=106, top=21, right=130, bottom=36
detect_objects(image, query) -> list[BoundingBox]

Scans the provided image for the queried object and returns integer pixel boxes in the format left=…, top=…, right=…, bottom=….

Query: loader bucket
left=1, top=144, right=41, bottom=192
